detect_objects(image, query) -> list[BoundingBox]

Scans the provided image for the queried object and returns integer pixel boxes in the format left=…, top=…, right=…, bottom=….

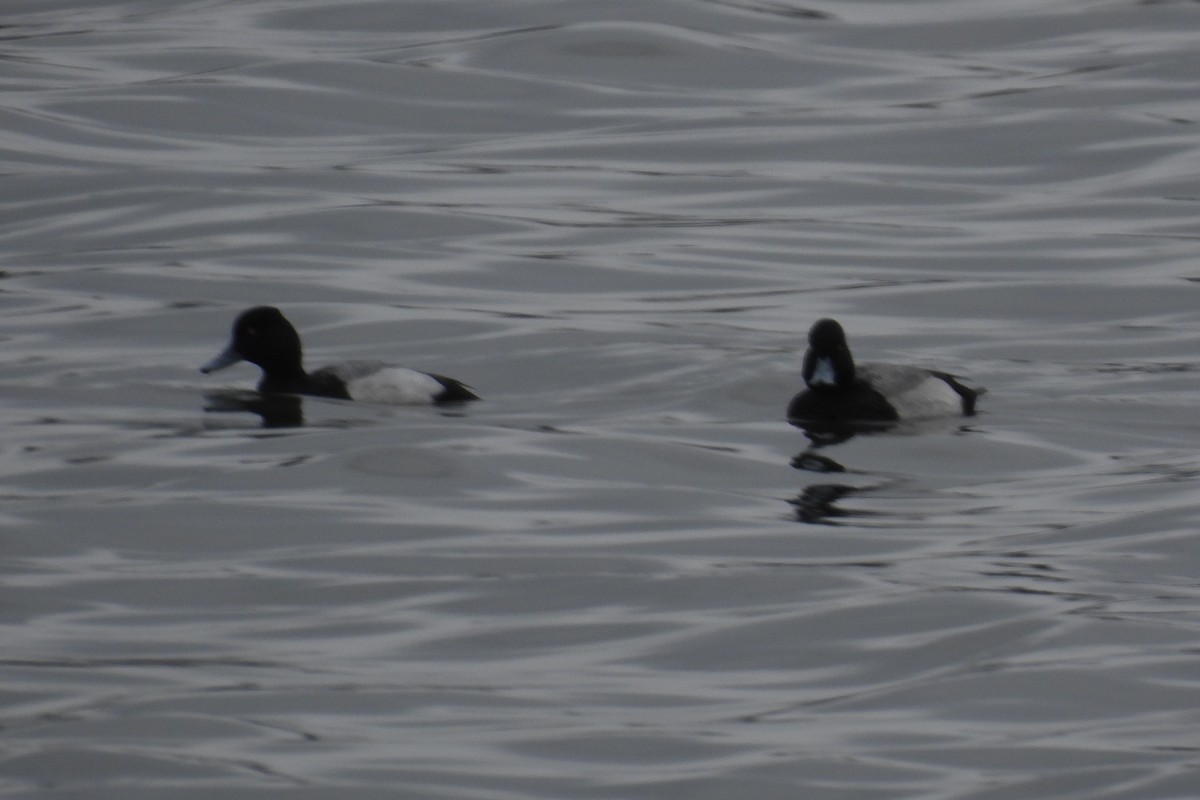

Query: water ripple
left=3, top=0, right=1200, bottom=797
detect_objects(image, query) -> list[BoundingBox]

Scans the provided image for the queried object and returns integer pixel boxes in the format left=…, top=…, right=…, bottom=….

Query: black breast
left=787, top=383, right=898, bottom=423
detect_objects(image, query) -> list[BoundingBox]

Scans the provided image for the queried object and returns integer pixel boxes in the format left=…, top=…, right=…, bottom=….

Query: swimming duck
left=787, top=318, right=981, bottom=423
left=201, top=306, right=479, bottom=405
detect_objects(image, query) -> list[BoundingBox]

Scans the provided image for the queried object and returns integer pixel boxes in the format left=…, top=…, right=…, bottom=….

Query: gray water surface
left=3, top=1, right=1200, bottom=798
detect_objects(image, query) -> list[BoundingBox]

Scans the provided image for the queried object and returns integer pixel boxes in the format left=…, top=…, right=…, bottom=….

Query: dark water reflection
left=789, top=482, right=863, bottom=524
left=3, top=0, right=1200, bottom=798
left=203, top=390, right=306, bottom=428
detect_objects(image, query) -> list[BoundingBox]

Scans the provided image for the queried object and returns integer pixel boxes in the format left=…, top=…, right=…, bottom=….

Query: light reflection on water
left=2, top=1, right=1200, bottom=797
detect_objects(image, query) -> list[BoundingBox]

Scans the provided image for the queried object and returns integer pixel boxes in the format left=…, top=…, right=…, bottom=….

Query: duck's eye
left=245, top=327, right=258, bottom=337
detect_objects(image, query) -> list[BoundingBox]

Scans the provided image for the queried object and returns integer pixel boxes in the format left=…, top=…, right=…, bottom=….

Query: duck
left=787, top=318, right=981, bottom=423
left=200, top=306, right=479, bottom=405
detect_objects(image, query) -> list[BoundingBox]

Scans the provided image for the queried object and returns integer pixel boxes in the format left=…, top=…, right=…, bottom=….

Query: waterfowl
left=201, top=306, right=479, bottom=405
left=787, top=318, right=981, bottom=423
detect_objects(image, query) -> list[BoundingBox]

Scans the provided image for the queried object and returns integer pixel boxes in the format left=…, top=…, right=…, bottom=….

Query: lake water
left=3, top=1, right=1200, bottom=797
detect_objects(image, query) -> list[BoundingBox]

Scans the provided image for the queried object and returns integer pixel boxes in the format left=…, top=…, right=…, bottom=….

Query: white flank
left=345, top=367, right=445, bottom=405
left=858, top=363, right=964, bottom=419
